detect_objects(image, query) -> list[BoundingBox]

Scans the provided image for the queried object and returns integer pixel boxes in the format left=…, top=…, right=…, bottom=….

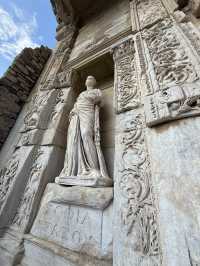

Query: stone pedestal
left=24, top=184, right=113, bottom=265
left=56, top=175, right=113, bottom=187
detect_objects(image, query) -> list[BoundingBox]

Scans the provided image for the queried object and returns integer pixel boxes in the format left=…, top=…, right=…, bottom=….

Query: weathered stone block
left=31, top=184, right=113, bottom=260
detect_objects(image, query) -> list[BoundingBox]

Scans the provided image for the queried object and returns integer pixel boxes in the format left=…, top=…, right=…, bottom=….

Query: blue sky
left=0, top=0, right=57, bottom=77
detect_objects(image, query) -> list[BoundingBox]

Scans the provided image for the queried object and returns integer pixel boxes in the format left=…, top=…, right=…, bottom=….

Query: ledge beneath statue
left=55, top=175, right=113, bottom=188
left=41, top=183, right=113, bottom=210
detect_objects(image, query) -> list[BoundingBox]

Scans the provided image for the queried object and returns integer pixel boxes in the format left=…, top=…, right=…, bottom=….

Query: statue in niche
left=55, top=76, right=112, bottom=187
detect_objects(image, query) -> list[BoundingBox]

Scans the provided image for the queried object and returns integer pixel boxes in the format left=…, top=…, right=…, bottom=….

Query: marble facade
left=1, top=0, right=200, bottom=265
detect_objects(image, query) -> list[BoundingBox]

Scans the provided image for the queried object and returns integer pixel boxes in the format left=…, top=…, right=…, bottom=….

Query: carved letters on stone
left=31, top=184, right=113, bottom=259
left=119, top=114, right=161, bottom=263
left=112, top=37, right=140, bottom=113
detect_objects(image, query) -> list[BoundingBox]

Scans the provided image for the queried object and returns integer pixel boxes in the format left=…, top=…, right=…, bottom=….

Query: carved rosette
left=112, top=37, right=140, bottom=113
left=118, top=114, right=161, bottom=264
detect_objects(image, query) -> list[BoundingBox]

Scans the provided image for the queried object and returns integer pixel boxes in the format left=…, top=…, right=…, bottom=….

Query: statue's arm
left=94, top=104, right=100, bottom=146
left=95, top=89, right=103, bottom=107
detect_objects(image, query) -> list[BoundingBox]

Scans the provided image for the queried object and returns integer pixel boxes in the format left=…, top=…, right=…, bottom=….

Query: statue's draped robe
left=62, top=88, right=109, bottom=178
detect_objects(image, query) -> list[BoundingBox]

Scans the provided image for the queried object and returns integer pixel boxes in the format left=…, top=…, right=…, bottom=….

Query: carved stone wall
left=0, top=11, right=78, bottom=264
left=112, top=36, right=162, bottom=266
left=129, top=0, right=200, bottom=265
left=0, top=46, right=51, bottom=150
left=2, top=0, right=200, bottom=265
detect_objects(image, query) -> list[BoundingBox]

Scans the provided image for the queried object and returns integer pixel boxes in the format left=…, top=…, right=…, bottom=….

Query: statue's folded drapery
left=61, top=88, right=109, bottom=179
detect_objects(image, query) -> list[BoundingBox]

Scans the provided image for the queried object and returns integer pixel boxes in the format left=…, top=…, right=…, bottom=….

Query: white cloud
left=0, top=4, right=40, bottom=61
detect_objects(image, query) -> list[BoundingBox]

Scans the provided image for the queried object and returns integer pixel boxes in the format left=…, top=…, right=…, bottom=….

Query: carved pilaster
left=11, top=146, right=64, bottom=233
left=112, top=34, right=162, bottom=265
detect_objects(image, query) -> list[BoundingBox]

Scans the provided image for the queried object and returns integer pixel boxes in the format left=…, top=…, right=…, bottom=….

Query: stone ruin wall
left=0, top=46, right=51, bottom=149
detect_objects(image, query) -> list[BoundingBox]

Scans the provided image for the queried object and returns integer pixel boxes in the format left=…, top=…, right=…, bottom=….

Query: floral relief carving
left=50, top=89, right=66, bottom=124
left=119, top=115, right=161, bottom=263
left=0, top=151, right=19, bottom=209
left=136, top=0, right=167, bottom=29
left=12, top=147, right=44, bottom=230
left=143, top=19, right=198, bottom=89
left=41, top=57, right=63, bottom=91
left=23, top=90, right=52, bottom=132
left=112, top=38, right=140, bottom=113
left=57, top=70, right=72, bottom=88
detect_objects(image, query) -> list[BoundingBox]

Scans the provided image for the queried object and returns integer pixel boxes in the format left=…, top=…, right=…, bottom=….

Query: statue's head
left=85, top=76, right=97, bottom=89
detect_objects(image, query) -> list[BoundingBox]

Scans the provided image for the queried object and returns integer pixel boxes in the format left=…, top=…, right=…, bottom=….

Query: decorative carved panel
left=57, top=69, right=72, bottom=88
left=130, top=0, right=168, bottom=31
left=12, top=147, right=44, bottom=231
left=118, top=114, right=162, bottom=264
left=22, top=90, right=55, bottom=132
left=142, top=19, right=198, bottom=90
left=137, top=0, right=167, bottom=29
left=144, top=84, right=200, bottom=126
left=0, top=151, right=19, bottom=209
left=112, top=37, right=140, bottom=113
left=134, top=18, right=200, bottom=126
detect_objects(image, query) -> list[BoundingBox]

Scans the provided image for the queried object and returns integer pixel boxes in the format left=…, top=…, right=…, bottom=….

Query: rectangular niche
left=72, top=53, right=115, bottom=179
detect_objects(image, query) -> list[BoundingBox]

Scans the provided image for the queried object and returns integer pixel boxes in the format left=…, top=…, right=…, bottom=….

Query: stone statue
left=56, top=76, right=112, bottom=187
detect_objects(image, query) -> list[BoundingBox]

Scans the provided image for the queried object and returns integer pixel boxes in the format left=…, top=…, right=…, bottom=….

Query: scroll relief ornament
left=142, top=19, right=200, bottom=126
left=41, top=52, right=65, bottom=90
left=112, top=37, right=140, bottom=113
left=23, top=91, right=51, bottom=131
left=12, top=147, right=44, bottom=230
left=142, top=19, right=198, bottom=89
left=0, top=151, right=19, bottom=209
left=136, top=0, right=168, bottom=30
left=119, top=115, right=161, bottom=262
